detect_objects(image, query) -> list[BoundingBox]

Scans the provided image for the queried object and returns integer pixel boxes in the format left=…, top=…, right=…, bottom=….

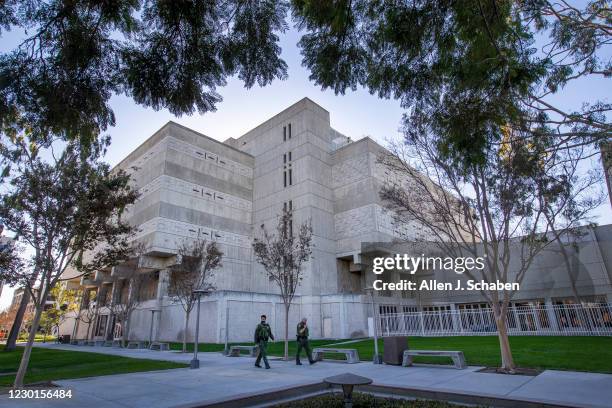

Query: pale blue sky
left=0, top=22, right=610, bottom=310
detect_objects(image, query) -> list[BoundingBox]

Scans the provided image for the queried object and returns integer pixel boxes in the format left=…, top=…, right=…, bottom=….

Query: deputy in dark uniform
left=296, top=317, right=315, bottom=365
left=254, top=314, right=274, bottom=369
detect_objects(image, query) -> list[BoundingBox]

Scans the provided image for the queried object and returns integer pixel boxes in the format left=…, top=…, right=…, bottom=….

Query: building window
left=283, top=124, right=292, bottom=141
left=283, top=151, right=293, bottom=187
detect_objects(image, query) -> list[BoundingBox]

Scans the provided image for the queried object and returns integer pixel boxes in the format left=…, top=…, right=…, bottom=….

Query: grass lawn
left=0, top=346, right=187, bottom=387
left=303, top=336, right=612, bottom=373
left=168, top=339, right=343, bottom=354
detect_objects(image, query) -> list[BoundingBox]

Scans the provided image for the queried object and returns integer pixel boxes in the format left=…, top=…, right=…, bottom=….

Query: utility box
left=383, top=336, right=409, bottom=365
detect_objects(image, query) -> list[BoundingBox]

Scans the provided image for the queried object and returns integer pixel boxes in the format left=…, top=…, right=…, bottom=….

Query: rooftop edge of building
left=114, top=120, right=255, bottom=171
left=224, top=97, right=331, bottom=148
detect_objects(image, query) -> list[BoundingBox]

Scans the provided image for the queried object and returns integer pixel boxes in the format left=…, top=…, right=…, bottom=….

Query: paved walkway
left=2, top=343, right=612, bottom=407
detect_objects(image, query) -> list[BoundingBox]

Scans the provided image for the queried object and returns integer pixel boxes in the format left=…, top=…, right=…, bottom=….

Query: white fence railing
left=377, top=303, right=612, bottom=336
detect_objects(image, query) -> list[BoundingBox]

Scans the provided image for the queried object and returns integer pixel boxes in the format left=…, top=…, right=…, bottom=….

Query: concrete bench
left=149, top=342, right=169, bottom=351
left=312, top=348, right=360, bottom=364
left=127, top=341, right=146, bottom=349
left=70, top=339, right=80, bottom=345
left=103, top=340, right=113, bottom=347
left=228, top=345, right=258, bottom=357
left=402, top=350, right=467, bottom=369
left=86, top=340, right=96, bottom=346
left=111, top=340, right=122, bottom=348
left=94, top=340, right=105, bottom=346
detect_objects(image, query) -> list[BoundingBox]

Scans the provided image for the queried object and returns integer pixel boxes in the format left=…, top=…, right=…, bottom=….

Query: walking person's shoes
left=296, top=361, right=302, bottom=365
left=309, top=360, right=316, bottom=365
left=255, top=364, right=262, bottom=368
left=265, top=365, right=270, bottom=369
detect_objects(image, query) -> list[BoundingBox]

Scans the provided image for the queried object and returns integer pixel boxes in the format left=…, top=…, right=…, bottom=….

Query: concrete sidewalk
left=1, top=343, right=611, bottom=407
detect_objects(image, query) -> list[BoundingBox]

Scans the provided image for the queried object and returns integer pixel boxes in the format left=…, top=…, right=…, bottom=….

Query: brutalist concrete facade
left=65, top=98, right=404, bottom=343
left=63, top=98, right=612, bottom=343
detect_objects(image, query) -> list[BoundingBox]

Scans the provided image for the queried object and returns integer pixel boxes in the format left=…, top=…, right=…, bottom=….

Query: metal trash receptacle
left=383, top=336, right=409, bottom=365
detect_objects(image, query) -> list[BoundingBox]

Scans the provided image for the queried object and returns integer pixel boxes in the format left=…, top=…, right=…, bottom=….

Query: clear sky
left=0, top=23, right=610, bottom=311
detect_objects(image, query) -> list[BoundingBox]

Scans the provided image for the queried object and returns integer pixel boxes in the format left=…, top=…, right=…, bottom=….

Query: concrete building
left=62, top=98, right=612, bottom=343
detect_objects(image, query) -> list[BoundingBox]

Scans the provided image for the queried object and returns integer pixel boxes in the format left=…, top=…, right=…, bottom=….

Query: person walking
left=254, top=314, right=274, bottom=369
left=296, top=317, right=315, bottom=365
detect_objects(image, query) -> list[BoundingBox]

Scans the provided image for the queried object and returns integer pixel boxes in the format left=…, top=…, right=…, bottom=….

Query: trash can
left=383, top=336, right=408, bottom=365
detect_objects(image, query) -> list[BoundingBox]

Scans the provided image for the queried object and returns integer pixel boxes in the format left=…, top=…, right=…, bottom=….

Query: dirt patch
left=476, top=367, right=541, bottom=376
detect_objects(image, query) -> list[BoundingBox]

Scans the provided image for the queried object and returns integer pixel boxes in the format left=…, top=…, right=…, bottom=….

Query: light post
left=190, top=288, right=209, bottom=369
left=148, top=308, right=160, bottom=346
left=364, top=287, right=382, bottom=364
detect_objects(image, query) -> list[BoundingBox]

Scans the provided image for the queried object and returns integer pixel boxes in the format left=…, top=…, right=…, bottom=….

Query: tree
left=74, top=288, right=99, bottom=341
left=0, top=1, right=289, bottom=146
left=0, top=240, right=28, bottom=351
left=252, top=207, right=313, bottom=360
left=293, top=1, right=610, bottom=166
left=109, top=268, right=155, bottom=348
left=379, top=125, right=602, bottom=372
left=39, top=285, right=80, bottom=342
left=0, top=306, right=18, bottom=340
left=168, top=239, right=223, bottom=352
left=0, top=135, right=138, bottom=388
left=38, top=309, right=55, bottom=343
left=0, top=2, right=607, bottom=158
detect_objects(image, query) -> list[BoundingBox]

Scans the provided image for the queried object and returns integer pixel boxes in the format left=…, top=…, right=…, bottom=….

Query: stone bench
left=127, top=341, right=146, bottom=349
left=112, top=340, right=122, bottom=348
left=70, top=339, right=80, bottom=345
left=402, top=350, right=467, bottom=369
left=228, top=345, right=258, bottom=357
left=86, top=340, right=96, bottom=346
left=94, top=340, right=105, bottom=346
left=312, top=348, right=360, bottom=364
left=149, top=342, right=170, bottom=351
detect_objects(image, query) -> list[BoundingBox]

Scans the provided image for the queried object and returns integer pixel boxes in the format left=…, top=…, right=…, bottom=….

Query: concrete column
left=156, top=269, right=169, bottom=301
left=339, top=297, right=347, bottom=339
left=545, top=298, right=560, bottom=332
left=217, top=294, right=226, bottom=343
left=154, top=270, right=169, bottom=341
left=104, top=280, right=119, bottom=340
left=449, top=303, right=462, bottom=333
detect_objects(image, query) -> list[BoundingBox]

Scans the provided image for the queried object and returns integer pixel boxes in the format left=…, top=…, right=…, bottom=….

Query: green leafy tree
left=0, top=134, right=138, bottom=388
left=0, top=1, right=289, bottom=146
left=292, top=0, right=610, bottom=165
left=39, top=285, right=80, bottom=342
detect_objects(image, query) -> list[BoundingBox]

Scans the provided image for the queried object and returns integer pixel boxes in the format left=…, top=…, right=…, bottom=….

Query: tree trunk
left=493, top=304, right=515, bottom=372
left=13, top=300, right=44, bottom=388
left=183, top=310, right=190, bottom=353
left=71, top=314, right=80, bottom=340
left=284, top=303, right=289, bottom=361
left=122, top=314, right=131, bottom=348
left=5, top=289, right=31, bottom=351
left=88, top=317, right=96, bottom=340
